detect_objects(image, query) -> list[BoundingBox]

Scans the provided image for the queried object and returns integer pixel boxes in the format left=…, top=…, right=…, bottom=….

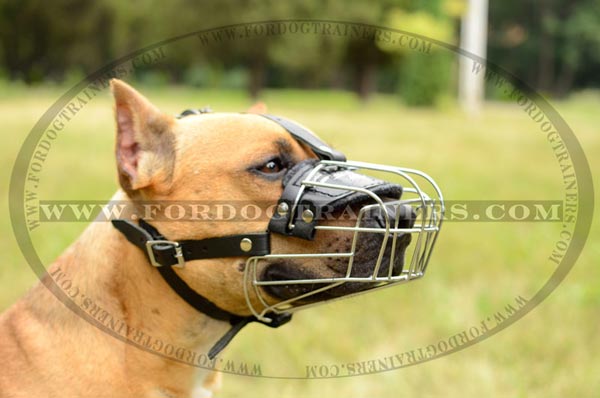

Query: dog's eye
left=250, top=157, right=289, bottom=180
left=257, top=158, right=284, bottom=174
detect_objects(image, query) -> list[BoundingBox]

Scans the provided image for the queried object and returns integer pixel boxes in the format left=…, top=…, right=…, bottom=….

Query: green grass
left=1, top=83, right=599, bottom=397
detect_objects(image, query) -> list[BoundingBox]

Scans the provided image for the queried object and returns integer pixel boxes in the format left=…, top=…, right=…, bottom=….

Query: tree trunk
left=537, top=0, right=555, bottom=92
left=356, top=62, right=376, bottom=102
left=555, top=63, right=575, bottom=98
left=248, top=57, right=265, bottom=100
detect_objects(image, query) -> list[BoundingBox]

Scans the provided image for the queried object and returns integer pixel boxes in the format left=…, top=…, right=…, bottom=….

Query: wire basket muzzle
left=244, top=160, right=444, bottom=323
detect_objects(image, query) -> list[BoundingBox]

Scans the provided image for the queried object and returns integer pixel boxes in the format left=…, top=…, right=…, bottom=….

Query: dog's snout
left=369, top=203, right=416, bottom=230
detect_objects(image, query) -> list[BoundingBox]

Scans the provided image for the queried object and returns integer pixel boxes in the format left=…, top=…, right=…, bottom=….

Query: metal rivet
left=277, top=202, right=289, bottom=216
left=301, top=209, right=314, bottom=223
left=240, top=238, right=253, bottom=252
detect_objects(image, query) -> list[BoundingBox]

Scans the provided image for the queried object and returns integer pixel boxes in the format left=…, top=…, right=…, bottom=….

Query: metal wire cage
left=243, top=160, right=444, bottom=323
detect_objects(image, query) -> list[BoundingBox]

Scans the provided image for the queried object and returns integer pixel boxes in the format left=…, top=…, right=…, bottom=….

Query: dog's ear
left=247, top=101, right=267, bottom=114
left=110, top=79, right=175, bottom=196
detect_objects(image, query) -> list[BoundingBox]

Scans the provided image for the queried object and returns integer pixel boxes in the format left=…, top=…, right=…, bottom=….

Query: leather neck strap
left=111, top=219, right=291, bottom=359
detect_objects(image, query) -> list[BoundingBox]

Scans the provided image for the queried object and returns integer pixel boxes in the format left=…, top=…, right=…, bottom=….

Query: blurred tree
left=488, top=0, right=600, bottom=96
left=553, top=0, right=600, bottom=94
left=0, top=0, right=114, bottom=82
left=381, top=0, right=459, bottom=106
left=268, top=0, right=390, bottom=100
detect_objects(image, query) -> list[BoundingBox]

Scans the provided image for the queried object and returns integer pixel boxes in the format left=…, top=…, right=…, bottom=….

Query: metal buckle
left=145, top=240, right=185, bottom=268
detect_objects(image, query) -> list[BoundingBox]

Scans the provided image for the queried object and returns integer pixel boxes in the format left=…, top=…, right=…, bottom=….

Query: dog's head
left=110, top=79, right=439, bottom=320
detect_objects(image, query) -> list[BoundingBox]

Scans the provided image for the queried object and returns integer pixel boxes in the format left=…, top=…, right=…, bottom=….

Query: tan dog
left=0, top=79, right=374, bottom=397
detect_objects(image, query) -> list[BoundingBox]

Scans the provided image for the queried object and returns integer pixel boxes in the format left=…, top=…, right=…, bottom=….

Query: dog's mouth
left=261, top=203, right=416, bottom=303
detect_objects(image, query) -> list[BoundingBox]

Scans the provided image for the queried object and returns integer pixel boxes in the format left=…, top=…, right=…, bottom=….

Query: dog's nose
left=369, top=202, right=416, bottom=230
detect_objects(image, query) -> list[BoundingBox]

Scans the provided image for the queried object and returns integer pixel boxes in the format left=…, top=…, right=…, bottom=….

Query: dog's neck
left=28, top=191, right=229, bottom=396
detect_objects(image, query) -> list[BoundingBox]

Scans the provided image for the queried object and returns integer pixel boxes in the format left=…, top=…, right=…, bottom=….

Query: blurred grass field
left=0, top=83, right=599, bottom=397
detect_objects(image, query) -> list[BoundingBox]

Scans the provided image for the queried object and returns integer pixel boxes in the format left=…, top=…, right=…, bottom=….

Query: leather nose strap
left=268, top=161, right=404, bottom=240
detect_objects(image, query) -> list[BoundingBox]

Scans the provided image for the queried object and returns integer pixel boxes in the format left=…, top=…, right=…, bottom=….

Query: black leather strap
left=175, top=110, right=345, bottom=161
left=156, top=266, right=237, bottom=322
left=112, top=219, right=270, bottom=267
left=261, top=114, right=346, bottom=161
left=111, top=219, right=291, bottom=359
left=208, top=317, right=253, bottom=359
left=112, top=219, right=256, bottom=321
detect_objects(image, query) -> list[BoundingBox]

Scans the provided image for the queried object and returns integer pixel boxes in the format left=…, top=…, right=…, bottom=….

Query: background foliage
left=1, top=0, right=600, bottom=103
